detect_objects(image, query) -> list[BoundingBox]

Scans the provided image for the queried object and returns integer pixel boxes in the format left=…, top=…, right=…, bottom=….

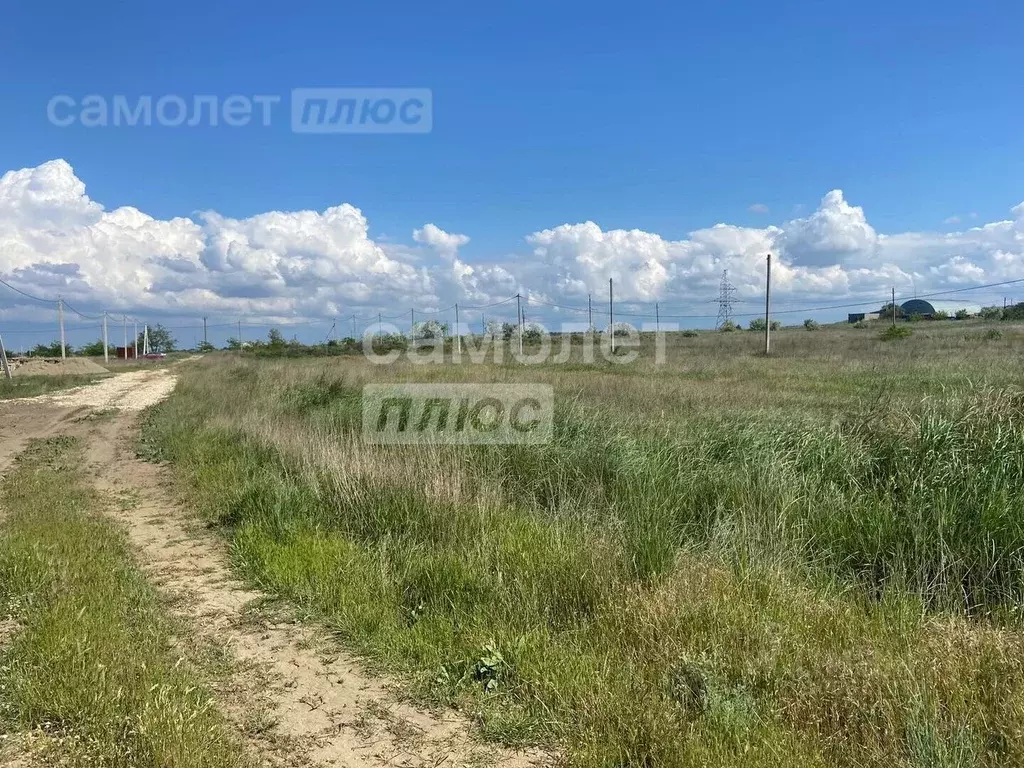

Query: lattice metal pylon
left=715, top=269, right=736, bottom=329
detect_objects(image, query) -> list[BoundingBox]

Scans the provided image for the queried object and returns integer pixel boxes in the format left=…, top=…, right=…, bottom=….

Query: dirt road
left=0, top=368, right=545, bottom=768
left=32, top=367, right=179, bottom=411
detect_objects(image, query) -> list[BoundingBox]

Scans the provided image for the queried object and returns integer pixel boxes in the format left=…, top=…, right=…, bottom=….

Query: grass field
left=0, top=436, right=245, bottom=767
left=141, top=322, right=1024, bottom=767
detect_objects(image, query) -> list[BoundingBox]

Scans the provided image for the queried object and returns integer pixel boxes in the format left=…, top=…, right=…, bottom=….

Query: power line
left=2, top=274, right=1024, bottom=342
left=0, top=278, right=52, bottom=304
left=61, top=300, right=104, bottom=320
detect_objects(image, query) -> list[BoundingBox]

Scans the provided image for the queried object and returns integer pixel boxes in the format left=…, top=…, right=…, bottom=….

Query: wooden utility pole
left=133, top=319, right=138, bottom=359
left=892, top=287, right=897, bottom=327
left=122, top=315, right=127, bottom=361
left=203, top=316, right=208, bottom=346
left=764, top=254, right=772, bottom=355
left=455, top=303, right=461, bottom=355
left=655, top=302, right=660, bottom=334
left=410, top=308, right=415, bottom=338
left=609, top=278, right=615, bottom=354
left=0, top=334, right=11, bottom=380
left=102, top=311, right=109, bottom=363
left=58, top=297, right=66, bottom=359
left=516, top=294, right=523, bottom=356
left=588, top=294, right=593, bottom=332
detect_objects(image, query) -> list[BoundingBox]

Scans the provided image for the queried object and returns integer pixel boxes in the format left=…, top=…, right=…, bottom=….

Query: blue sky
left=1, top=1, right=1023, bottom=347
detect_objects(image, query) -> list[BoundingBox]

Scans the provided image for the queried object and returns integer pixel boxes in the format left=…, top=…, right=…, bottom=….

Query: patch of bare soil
left=0, top=368, right=548, bottom=768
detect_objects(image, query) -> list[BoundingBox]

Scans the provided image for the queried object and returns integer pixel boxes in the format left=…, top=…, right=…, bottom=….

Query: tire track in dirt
left=8, top=368, right=548, bottom=768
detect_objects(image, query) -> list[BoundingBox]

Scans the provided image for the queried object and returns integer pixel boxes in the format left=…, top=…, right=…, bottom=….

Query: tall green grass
left=141, top=353, right=1024, bottom=767
left=0, top=436, right=245, bottom=767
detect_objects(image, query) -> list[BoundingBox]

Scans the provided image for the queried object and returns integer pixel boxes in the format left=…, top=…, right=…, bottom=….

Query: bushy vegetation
left=140, top=326, right=1024, bottom=768
left=29, top=340, right=66, bottom=357
left=0, top=437, right=244, bottom=766
left=77, top=339, right=107, bottom=356
left=879, top=324, right=912, bottom=341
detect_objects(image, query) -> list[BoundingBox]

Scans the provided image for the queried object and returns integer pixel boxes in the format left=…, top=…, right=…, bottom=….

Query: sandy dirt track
left=28, top=367, right=179, bottom=411
left=0, top=367, right=546, bottom=768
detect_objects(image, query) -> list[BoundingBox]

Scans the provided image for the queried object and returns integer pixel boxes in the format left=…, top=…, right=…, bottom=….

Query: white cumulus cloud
left=0, top=159, right=1022, bottom=332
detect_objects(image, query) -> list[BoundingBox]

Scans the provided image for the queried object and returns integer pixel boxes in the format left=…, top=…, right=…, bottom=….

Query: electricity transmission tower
left=715, top=270, right=736, bottom=329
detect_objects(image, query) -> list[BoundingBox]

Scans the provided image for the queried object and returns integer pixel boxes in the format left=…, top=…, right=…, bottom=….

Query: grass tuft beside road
left=0, top=435, right=245, bottom=767
left=0, top=374, right=106, bottom=400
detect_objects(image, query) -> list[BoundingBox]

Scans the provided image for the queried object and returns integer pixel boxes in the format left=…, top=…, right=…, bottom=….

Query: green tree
left=804, top=319, right=820, bottom=331
left=1003, top=303, right=1024, bottom=321
left=954, top=309, right=970, bottom=320
left=980, top=306, right=1003, bottom=321
left=197, top=340, right=215, bottom=353
left=748, top=318, right=767, bottom=332
left=136, top=324, right=177, bottom=353
left=412, top=320, right=448, bottom=340
left=78, top=338, right=114, bottom=357
left=932, top=310, right=948, bottom=321
left=879, top=303, right=904, bottom=320
left=267, top=328, right=286, bottom=350
left=523, top=323, right=545, bottom=343
left=31, top=340, right=66, bottom=357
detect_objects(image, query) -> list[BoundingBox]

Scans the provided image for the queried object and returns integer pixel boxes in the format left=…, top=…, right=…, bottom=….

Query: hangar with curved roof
left=900, top=299, right=981, bottom=317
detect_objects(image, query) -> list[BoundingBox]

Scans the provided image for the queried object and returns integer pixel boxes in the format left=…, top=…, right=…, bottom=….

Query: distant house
left=848, top=312, right=880, bottom=323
